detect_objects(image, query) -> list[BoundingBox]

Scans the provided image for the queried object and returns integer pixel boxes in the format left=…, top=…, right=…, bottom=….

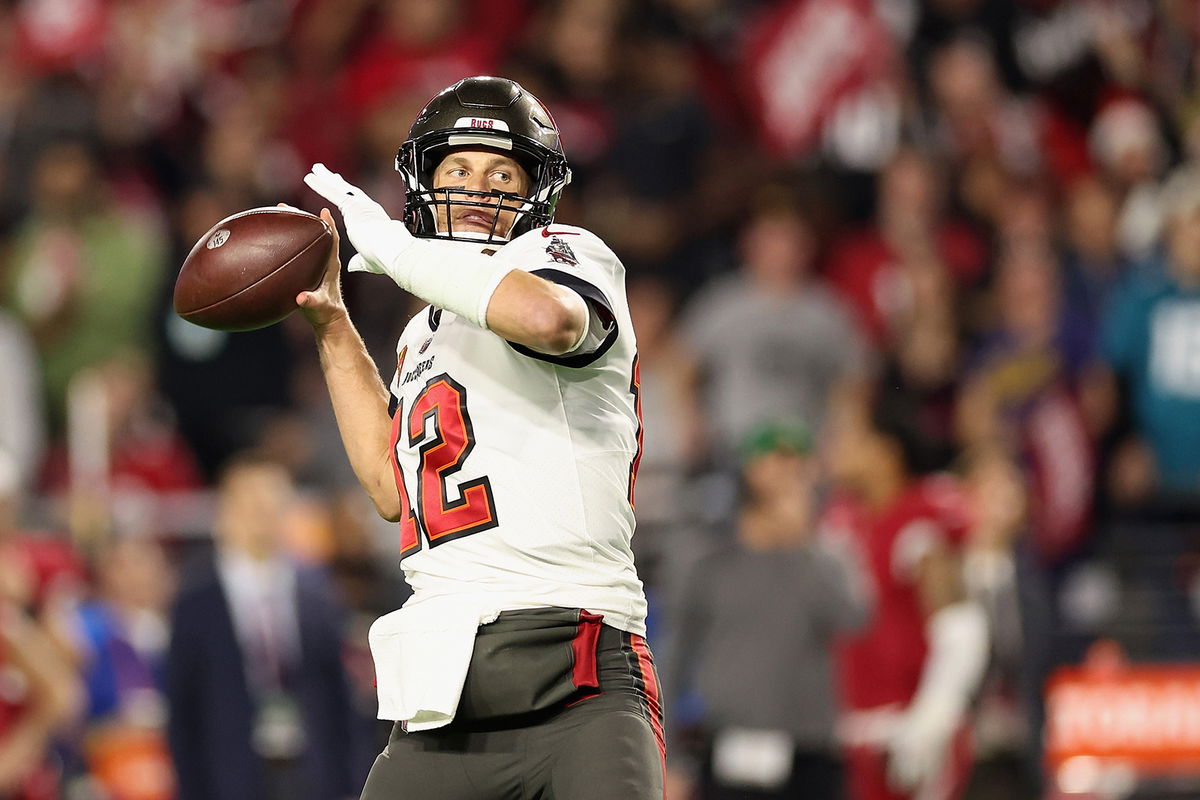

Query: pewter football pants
left=358, top=626, right=665, bottom=800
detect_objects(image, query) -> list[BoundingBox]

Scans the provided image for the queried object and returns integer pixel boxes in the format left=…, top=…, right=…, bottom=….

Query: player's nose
left=463, top=173, right=491, bottom=195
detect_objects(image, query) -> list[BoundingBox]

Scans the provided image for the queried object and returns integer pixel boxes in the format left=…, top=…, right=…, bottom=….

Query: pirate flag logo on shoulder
left=545, top=236, right=578, bottom=266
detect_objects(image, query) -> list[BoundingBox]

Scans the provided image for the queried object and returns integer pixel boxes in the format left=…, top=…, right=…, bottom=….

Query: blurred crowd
left=0, top=0, right=1199, bottom=798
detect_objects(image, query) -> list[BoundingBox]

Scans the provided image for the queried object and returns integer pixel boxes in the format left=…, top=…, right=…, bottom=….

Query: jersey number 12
left=389, top=374, right=499, bottom=558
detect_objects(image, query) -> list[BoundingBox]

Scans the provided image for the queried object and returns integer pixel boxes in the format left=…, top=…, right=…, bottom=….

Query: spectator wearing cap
left=662, top=420, right=870, bottom=800
left=1103, top=167, right=1200, bottom=501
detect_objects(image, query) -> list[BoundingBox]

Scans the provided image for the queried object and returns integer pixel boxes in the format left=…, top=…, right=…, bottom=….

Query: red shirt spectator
left=829, top=224, right=985, bottom=344
left=827, top=149, right=985, bottom=345
left=0, top=604, right=75, bottom=800
left=826, top=393, right=986, bottom=800
left=828, top=477, right=970, bottom=711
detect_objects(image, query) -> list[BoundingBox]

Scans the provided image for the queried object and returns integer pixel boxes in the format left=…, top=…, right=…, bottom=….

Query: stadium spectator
left=1060, top=174, right=1131, bottom=343
left=1088, top=97, right=1171, bottom=262
left=959, top=443, right=1046, bottom=800
left=874, top=253, right=963, bottom=473
left=682, top=190, right=869, bottom=459
left=76, top=536, right=174, bottom=720
left=339, top=0, right=505, bottom=130
left=1, top=138, right=166, bottom=420
left=663, top=419, right=869, bottom=800
left=589, top=20, right=723, bottom=285
left=957, top=239, right=1097, bottom=566
left=826, top=393, right=988, bottom=800
left=165, top=453, right=357, bottom=800
left=828, top=148, right=985, bottom=347
left=1103, top=167, right=1200, bottom=500
left=0, top=448, right=86, bottom=646
left=73, top=535, right=176, bottom=800
left=924, top=36, right=1045, bottom=181
left=39, top=352, right=204, bottom=498
left=0, top=597, right=80, bottom=800
left=0, top=451, right=80, bottom=800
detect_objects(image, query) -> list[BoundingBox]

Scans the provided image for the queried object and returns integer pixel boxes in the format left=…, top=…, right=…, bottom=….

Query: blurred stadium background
left=0, top=0, right=1199, bottom=798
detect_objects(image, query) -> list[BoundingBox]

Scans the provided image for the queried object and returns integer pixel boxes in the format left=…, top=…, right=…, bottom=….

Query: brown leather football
left=173, top=207, right=333, bottom=331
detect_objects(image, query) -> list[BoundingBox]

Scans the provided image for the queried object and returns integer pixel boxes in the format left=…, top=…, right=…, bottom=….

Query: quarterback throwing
left=298, top=77, right=662, bottom=799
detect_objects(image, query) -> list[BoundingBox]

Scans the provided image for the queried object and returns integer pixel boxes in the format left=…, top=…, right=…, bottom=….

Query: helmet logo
left=453, top=116, right=510, bottom=132
left=206, top=229, right=230, bottom=249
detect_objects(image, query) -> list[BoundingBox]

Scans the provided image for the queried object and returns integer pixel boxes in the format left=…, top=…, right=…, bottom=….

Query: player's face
left=431, top=150, right=531, bottom=238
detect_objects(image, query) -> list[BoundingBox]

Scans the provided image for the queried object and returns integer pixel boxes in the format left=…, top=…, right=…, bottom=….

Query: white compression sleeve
left=909, top=601, right=989, bottom=724
left=885, top=600, right=989, bottom=791
left=349, top=240, right=515, bottom=329
left=303, top=163, right=513, bottom=329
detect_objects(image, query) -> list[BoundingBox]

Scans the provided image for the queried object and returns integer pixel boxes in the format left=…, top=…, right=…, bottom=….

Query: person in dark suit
left=165, top=452, right=357, bottom=800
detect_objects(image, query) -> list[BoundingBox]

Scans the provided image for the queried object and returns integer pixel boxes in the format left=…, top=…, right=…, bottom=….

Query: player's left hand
left=303, top=163, right=415, bottom=273
left=295, top=207, right=348, bottom=328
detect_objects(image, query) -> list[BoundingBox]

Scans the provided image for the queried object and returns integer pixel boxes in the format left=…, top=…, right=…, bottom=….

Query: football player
left=825, top=395, right=989, bottom=800
left=298, top=77, right=662, bottom=799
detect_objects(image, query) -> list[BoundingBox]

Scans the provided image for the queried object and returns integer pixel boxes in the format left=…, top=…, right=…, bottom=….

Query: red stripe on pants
left=629, top=633, right=666, bottom=794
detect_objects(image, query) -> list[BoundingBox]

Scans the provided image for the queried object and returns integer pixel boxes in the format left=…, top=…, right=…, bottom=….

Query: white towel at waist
left=368, top=596, right=500, bottom=731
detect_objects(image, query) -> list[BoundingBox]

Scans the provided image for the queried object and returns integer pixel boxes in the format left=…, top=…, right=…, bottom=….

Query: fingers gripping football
left=296, top=207, right=348, bottom=327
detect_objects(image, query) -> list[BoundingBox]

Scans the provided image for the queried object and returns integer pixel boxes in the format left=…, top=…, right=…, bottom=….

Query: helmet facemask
left=396, top=77, right=572, bottom=244
left=397, top=133, right=570, bottom=244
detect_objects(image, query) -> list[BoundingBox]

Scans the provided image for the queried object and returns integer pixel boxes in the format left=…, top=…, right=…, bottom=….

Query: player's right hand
left=296, top=207, right=349, bottom=328
left=303, top=163, right=416, bottom=273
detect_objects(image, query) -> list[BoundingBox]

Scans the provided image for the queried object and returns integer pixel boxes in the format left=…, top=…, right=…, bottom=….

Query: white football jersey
left=384, top=224, right=647, bottom=636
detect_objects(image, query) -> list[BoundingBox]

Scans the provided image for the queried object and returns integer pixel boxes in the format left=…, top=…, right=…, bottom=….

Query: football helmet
left=396, top=76, right=572, bottom=243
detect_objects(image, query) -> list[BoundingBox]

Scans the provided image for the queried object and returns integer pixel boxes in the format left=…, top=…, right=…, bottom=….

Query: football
left=173, top=207, right=333, bottom=331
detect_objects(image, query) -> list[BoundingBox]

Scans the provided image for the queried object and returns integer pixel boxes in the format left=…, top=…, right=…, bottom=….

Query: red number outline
left=388, top=401, right=421, bottom=558
left=628, top=353, right=643, bottom=508
left=392, top=374, right=499, bottom=554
